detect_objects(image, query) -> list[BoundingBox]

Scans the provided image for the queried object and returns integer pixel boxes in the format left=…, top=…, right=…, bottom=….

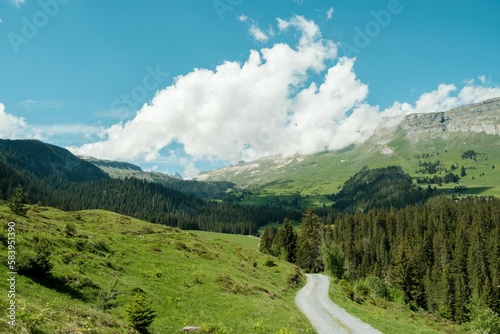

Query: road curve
left=296, top=274, right=382, bottom=334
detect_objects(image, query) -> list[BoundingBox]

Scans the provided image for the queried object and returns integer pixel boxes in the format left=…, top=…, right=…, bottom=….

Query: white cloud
left=180, top=158, right=200, bottom=180
left=17, top=99, right=63, bottom=110
left=238, top=14, right=248, bottom=22
left=0, top=18, right=3, bottom=23
left=64, top=15, right=500, bottom=174
left=249, top=23, right=268, bottom=42
left=479, top=74, right=487, bottom=84
left=277, top=15, right=321, bottom=45
left=38, top=124, right=105, bottom=139
left=10, top=0, right=26, bottom=8
left=326, top=7, right=334, bottom=20
left=0, top=103, right=30, bottom=138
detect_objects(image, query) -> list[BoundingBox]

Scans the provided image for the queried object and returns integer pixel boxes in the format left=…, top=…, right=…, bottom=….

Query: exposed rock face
left=401, top=97, right=500, bottom=138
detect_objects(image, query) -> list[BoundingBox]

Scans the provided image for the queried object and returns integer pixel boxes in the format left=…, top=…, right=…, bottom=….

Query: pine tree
left=8, top=185, right=29, bottom=216
left=280, top=218, right=298, bottom=263
left=296, top=208, right=324, bottom=273
left=461, top=165, right=467, bottom=177
left=124, top=293, right=156, bottom=333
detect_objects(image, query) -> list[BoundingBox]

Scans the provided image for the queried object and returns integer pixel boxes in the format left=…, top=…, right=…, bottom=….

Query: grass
left=0, top=203, right=314, bottom=333
left=189, top=230, right=260, bottom=251
left=327, top=278, right=464, bottom=334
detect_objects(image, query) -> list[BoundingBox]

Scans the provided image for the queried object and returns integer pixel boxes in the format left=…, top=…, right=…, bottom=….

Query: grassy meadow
left=0, top=203, right=314, bottom=333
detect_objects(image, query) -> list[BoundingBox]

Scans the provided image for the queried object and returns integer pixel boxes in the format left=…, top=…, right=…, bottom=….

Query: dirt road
left=296, top=274, right=382, bottom=334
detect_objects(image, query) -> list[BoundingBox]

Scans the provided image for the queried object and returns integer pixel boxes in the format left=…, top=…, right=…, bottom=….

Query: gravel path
left=296, top=274, right=382, bottom=334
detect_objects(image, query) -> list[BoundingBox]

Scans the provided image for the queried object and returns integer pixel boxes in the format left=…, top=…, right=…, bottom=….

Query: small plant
left=124, top=293, right=156, bottom=333
left=65, top=222, right=77, bottom=237
left=201, top=323, right=232, bottom=333
left=98, top=278, right=119, bottom=310
left=264, top=257, right=276, bottom=267
left=18, top=301, right=54, bottom=333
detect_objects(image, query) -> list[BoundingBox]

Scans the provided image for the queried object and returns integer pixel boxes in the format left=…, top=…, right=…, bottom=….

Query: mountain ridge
left=197, top=98, right=500, bottom=197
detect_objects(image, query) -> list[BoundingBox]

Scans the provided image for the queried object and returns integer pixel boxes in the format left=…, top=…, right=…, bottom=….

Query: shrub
left=18, top=235, right=53, bottom=279
left=339, top=280, right=354, bottom=300
left=264, top=258, right=276, bottom=267
left=364, top=275, right=390, bottom=300
left=467, top=300, right=500, bottom=334
left=64, top=222, right=77, bottom=237
left=124, top=293, right=156, bottom=333
left=287, top=266, right=303, bottom=288
left=353, top=280, right=370, bottom=303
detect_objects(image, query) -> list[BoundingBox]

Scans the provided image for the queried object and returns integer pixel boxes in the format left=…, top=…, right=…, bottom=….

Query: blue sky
left=1, top=0, right=499, bottom=178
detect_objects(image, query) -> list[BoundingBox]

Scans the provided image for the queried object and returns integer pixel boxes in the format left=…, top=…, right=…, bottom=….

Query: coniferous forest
left=0, top=140, right=300, bottom=234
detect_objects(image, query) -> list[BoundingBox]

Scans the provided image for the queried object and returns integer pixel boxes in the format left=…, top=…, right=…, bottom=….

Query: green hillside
left=199, top=131, right=500, bottom=208
left=0, top=204, right=313, bottom=333
left=81, top=156, right=240, bottom=201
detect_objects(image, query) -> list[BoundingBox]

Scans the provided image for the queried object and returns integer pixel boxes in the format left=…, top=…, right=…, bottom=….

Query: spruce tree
left=296, top=208, right=324, bottom=273
left=8, top=185, right=29, bottom=216
left=280, top=218, right=298, bottom=263
left=124, top=293, right=156, bottom=333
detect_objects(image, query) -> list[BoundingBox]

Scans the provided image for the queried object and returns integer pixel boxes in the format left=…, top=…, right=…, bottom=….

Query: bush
left=264, top=258, right=276, bottom=267
left=339, top=280, right=354, bottom=300
left=64, top=222, right=77, bottom=237
left=353, top=280, right=370, bottom=303
left=364, top=275, right=390, bottom=300
left=287, top=266, right=303, bottom=288
left=468, top=300, right=500, bottom=334
left=17, top=235, right=53, bottom=279
left=124, top=293, right=156, bottom=333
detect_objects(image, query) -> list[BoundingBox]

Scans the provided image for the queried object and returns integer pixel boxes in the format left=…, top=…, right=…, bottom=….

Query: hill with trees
left=0, top=140, right=299, bottom=234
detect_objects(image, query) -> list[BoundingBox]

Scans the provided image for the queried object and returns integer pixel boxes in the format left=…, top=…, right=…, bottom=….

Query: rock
left=179, top=326, right=201, bottom=332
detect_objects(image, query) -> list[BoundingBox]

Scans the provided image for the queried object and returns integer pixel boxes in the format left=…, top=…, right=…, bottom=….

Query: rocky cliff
left=401, top=97, right=500, bottom=138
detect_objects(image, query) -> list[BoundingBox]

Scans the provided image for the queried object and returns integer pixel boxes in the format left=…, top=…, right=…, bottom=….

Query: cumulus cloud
left=72, top=16, right=338, bottom=163
left=238, top=14, right=248, bottom=22
left=67, top=15, right=500, bottom=177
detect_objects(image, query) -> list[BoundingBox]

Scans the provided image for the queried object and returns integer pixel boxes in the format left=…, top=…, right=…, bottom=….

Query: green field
left=0, top=203, right=313, bottom=333
left=189, top=230, right=260, bottom=251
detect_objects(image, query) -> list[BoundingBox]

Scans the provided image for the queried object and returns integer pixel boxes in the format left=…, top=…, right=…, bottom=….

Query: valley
left=0, top=98, right=499, bottom=333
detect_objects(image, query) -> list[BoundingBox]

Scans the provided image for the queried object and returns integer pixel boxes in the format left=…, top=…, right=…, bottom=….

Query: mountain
left=0, top=139, right=109, bottom=182
left=80, top=156, right=239, bottom=200
left=0, top=139, right=298, bottom=233
left=197, top=98, right=500, bottom=199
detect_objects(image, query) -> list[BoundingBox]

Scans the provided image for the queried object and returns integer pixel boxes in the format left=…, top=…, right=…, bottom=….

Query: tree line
left=0, top=159, right=300, bottom=234
left=260, top=196, right=500, bottom=328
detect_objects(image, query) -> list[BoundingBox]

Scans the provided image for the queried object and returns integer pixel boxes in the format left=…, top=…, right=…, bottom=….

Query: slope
left=0, top=203, right=313, bottom=333
left=0, top=139, right=109, bottom=182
